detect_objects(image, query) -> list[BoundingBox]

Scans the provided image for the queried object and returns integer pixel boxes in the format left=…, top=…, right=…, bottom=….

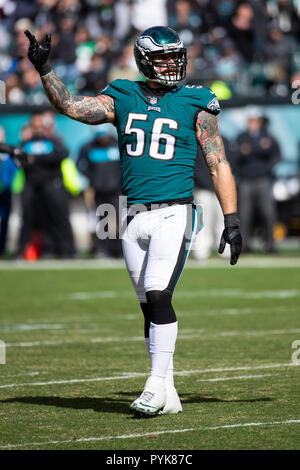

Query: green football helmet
left=134, top=26, right=187, bottom=87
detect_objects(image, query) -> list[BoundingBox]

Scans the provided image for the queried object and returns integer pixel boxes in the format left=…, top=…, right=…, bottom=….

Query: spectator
left=108, top=44, right=140, bottom=83
left=5, top=73, right=25, bottom=104
left=214, top=38, right=244, bottom=83
left=76, top=127, right=121, bottom=258
left=22, top=68, right=48, bottom=104
left=75, top=26, right=95, bottom=74
left=34, top=0, right=58, bottom=30
left=0, top=126, right=17, bottom=256
left=54, top=13, right=77, bottom=65
left=55, top=0, right=81, bottom=20
left=168, top=0, right=203, bottom=47
left=78, top=52, right=109, bottom=95
left=227, top=2, right=255, bottom=63
left=17, top=113, right=76, bottom=258
left=235, top=106, right=282, bottom=253
left=265, top=25, right=295, bottom=96
left=41, top=109, right=57, bottom=139
left=52, top=12, right=78, bottom=83
left=113, top=0, right=132, bottom=42
left=210, top=0, right=236, bottom=26
left=130, top=0, right=168, bottom=33
left=1, top=1, right=300, bottom=101
left=185, top=40, right=206, bottom=78
left=12, top=18, right=35, bottom=57
left=195, top=27, right=228, bottom=82
left=83, top=0, right=116, bottom=39
left=267, top=0, right=300, bottom=40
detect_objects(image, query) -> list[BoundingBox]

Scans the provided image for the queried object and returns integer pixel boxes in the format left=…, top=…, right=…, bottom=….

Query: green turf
left=0, top=260, right=299, bottom=450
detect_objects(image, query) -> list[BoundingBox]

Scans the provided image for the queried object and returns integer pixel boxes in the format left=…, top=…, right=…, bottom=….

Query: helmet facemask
left=134, top=26, right=187, bottom=87
left=142, top=50, right=186, bottom=87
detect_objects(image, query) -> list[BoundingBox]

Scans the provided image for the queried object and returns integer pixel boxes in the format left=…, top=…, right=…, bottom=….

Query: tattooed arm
left=195, top=110, right=237, bottom=215
left=41, top=70, right=115, bottom=125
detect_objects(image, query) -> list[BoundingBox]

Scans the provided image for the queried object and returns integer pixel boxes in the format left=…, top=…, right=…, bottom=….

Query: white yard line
left=64, top=288, right=300, bottom=300
left=174, top=362, right=297, bottom=375
left=177, top=306, right=298, bottom=317
left=4, top=327, right=300, bottom=348
left=0, top=419, right=299, bottom=449
left=196, top=373, right=276, bottom=382
left=177, top=289, right=300, bottom=299
left=0, top=362, right=297, bottom=389
left=0, top=324, right=65, bottom=331
left=0, top=371, right=40, bottom=378
left=5, top=340, right=70, bottom=347
left=69, top=291, right=118, bottom=300
left=217, top=328, right=300, bottom=337
left=1, top=257, right=300, bottom=270
left=0, top=372, right=148, bottom=389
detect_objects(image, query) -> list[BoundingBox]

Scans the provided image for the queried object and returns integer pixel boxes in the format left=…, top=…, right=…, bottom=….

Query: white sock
left=149, top=321, right=178, bottom=379
left=145, top=335, right=175, bottom=385
left=166, top=355, right=174, bottom=386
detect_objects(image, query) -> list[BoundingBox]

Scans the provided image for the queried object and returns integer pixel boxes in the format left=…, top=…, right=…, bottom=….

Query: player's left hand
left=218, top=213, right=243, bottom=265
left=24, top=30, right=52, bottom=76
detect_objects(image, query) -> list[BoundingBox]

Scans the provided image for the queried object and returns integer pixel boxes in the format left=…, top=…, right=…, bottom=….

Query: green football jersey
left=101, top=79, right=220, bottom=204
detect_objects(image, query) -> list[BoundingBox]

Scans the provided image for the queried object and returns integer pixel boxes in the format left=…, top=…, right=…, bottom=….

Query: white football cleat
left=130, top=376, right=166, bottom=416
left=159, top=380, right=182, bottom=414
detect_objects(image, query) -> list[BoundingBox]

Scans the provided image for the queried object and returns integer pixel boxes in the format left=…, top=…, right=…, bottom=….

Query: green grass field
left=0, top=256, right=299, bottom=450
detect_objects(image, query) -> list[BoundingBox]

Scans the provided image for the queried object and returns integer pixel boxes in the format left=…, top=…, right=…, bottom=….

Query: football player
left=24, top=26, right=242, bottom=416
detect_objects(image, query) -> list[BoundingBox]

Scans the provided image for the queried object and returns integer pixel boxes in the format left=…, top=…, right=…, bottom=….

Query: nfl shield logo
left=150, top=96, right=158, bottom=104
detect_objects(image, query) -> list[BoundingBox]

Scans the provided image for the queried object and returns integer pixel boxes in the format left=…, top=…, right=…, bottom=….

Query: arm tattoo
left=41, top=70, right=114, bottom=124
left=196, top=110, right=228, bottom=171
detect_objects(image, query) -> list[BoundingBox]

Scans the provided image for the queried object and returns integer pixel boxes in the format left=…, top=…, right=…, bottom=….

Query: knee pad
left=145, top=290, right=177, bottom=325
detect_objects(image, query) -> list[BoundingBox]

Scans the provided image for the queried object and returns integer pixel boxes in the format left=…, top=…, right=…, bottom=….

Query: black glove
left=218, top=213, right=243, bottom=265
left=24, top=30, right=52, bottom=76
left=0, top=143, right=28, bottom=168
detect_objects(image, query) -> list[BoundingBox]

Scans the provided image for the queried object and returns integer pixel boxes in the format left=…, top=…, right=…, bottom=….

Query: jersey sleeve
left=99, top=79, right=135, bottom=122
left=100, top=79, right=134, bottom=101
left=182, top=85, right=221, bottom=116
left=204, top=90, right=221, bottom=115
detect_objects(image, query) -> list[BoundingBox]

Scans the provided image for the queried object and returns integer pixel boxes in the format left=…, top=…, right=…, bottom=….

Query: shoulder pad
left=100, top=79, right=135, bottom=96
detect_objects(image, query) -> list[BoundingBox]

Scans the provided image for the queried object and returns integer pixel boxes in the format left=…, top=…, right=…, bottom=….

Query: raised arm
left=41, top=71, right=115, bottom=124
left=195, top=110, right=242, bottom=264
left=24, top=30, right=114, bottom=125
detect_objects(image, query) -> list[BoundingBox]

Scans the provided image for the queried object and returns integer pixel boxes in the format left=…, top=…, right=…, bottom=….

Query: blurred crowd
left=1, top=0, right=300, bottom=103
left=0, top=111, right=123, bottom=260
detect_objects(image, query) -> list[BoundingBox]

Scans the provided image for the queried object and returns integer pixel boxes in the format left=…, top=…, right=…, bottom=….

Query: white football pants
left=121, top=203, right=197, bottom=302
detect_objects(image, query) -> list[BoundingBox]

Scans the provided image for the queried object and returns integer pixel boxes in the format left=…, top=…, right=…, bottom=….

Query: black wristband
left=38, top=62, right=52, bottom=76
left=224, top=212, right=240, bottom=227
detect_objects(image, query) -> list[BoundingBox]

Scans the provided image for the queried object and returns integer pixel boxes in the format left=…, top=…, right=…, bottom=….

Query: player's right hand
left=218, top=226, right=242, bottom=266
left=218, top=212, right=243, bottom=265
left=24, top=30, right=52, bottom=75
